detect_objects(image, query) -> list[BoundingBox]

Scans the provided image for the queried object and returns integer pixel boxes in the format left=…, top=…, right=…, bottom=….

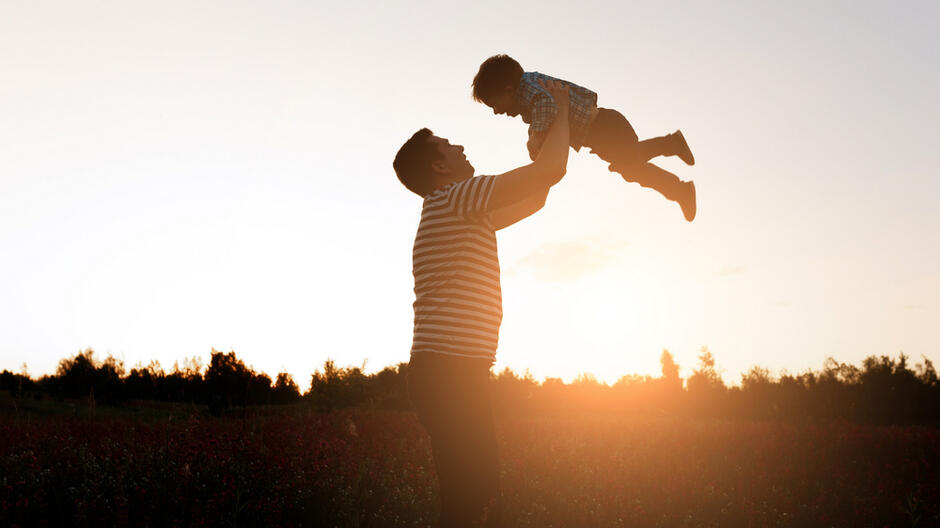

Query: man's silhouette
left=393, top=80, right=571, bottom=527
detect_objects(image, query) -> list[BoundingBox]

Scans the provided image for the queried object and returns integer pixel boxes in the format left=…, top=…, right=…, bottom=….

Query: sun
left=499, top=248, right=698, bottom=386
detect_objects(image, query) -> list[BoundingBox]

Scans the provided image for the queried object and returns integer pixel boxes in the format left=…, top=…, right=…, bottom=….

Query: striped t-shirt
left=410, top=175, right=501, bottom=364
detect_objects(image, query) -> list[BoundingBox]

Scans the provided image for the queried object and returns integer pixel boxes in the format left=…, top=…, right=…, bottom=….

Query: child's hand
left=539, top=78, right=570, bottom=111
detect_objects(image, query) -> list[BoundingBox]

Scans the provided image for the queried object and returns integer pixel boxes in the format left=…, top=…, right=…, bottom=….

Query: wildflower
left=345, top=417, right=358, bottom=437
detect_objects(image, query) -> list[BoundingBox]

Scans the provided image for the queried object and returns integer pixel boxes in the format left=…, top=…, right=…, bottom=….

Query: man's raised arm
left=490, top=190, right=548, bottom=231
left=487, top=79, right=571, bottom=212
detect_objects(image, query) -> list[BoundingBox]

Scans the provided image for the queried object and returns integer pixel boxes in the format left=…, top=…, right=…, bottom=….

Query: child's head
left=472, top=54, right=524, bottom=116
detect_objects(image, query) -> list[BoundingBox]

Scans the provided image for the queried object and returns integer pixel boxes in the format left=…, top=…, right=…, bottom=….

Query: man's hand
left=526, top=78, right=568, bottom=161
left=487, top=79, right=571, bottom=213
left=540, top=78, right=570, bottom=112
left=525, top=80, right=568, bottom=161
left=526, top=135, right=541, bottom=161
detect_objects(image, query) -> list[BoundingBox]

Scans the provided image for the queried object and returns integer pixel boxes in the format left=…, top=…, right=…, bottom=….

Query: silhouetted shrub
left=686, top=347, right=727, bottom=417
left=307, top=360, right=372, bottom=411
left=370, top=363, right=410, bottom=410
left=155, top=358, right=205, bottom=403
left=272, top=372, right=301, bottom=405
left=0, top=370, right=36, bottom=398
left=204, top=349, right=271, bottom=413
left=11, top=348, right=940, bottom=424
left=42, top=349, right=126, bottom=405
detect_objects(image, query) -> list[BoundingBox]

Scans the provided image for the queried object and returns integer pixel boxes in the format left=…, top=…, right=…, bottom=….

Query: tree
left=124, top=361, right=163, bottom=401
left=308, top=360, right=371, bottom=411
left=660, top=349, right=682, bottom=391
left=204, top=349, right=257, bottom=412
left=47, top=349, right=125, bottom=404
left=685, top=347, right=726, bottom=417
left=687, top=347, right=725, bottom=393
left=740, top=366, right=773, bottom=391
left=272, top=372, right=301, bottom=404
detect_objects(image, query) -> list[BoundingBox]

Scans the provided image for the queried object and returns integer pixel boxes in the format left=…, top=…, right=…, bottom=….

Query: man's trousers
left=407, top=352, right=501, bottom=527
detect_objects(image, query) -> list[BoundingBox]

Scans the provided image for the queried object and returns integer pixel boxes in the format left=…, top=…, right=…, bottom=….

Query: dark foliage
left=204, top=349, right=274, bottom=414
left=19, top=349, right=298, bottom=412
left=5, top=348, right=939, bottom=424
left=0, top=370, right=37, bottom=398
left=41, top=349, right=125, bottom=405
left=2, top=410, right=938, bottom=527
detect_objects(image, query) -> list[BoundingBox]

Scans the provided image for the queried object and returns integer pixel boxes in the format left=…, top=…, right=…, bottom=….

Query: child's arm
left=526, top=90, right=559, bottom=160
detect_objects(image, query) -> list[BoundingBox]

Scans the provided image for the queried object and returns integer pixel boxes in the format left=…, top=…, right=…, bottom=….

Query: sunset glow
left=1, top=0, right=938, bottom=388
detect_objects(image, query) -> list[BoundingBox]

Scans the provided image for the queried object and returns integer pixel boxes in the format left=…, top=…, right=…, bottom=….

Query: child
left=472, top=54, right=697, bottom=221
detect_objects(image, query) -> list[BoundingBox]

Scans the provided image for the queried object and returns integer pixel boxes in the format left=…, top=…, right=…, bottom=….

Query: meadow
left=2, top=403, right=937, bottom=527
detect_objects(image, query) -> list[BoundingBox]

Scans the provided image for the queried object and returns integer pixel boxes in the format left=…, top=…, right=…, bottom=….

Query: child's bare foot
left=672, top=130, right=695, bottom=166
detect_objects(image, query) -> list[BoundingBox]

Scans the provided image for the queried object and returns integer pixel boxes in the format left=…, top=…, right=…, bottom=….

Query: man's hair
left=472, top=54, right=524, bottom=103
left=393, top=128, right=443, bottom=197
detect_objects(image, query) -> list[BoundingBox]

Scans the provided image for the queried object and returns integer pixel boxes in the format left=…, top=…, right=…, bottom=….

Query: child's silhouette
left=473, top=54, right=697, bottom=221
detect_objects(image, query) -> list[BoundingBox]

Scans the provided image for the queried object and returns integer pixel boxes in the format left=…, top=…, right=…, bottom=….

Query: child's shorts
left=582, top=108, right=639, bottom=164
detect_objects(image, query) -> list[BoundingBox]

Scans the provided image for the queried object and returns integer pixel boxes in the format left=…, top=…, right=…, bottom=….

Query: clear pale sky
left=2, top=0, right=938, bottom=386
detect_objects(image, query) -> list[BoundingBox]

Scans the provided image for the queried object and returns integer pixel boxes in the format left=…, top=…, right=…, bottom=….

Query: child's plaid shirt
left=514, top=71, right=598, bottom=158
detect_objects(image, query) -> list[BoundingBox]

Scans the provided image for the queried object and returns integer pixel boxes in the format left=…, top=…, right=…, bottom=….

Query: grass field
left=2, top=401, right=938, bottom=527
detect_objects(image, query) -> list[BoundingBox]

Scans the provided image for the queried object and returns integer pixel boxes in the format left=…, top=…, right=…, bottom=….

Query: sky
left=1, top=0, right=938, bottom=387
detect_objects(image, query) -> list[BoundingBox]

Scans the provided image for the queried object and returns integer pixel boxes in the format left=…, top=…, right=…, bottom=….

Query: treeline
left=1, top=348, right=938, bottom=424
left=0, top=349, right=305, bottom=415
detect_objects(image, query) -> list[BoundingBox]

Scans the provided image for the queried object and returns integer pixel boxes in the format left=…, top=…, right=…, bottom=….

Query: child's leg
left=584, top=108, right=697, bottom=221
left=584, top=109, right=694, bottom=167
left=613, top=161, right=697, bottom=222
left=583, top=108, right=639, bottom=165
left=632, top=131, right=694, bottom=165
left=620, top=133, right=694, bottom=165
left=635, top=135, right=677, bottom=163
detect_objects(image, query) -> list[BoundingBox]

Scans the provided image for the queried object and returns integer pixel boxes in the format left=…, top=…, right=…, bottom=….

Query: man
left=392, top=80, right=571, bottom=527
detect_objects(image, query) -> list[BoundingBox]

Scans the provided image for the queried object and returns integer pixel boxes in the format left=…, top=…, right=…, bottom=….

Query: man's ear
left=430, top=159, right=449, bottom=175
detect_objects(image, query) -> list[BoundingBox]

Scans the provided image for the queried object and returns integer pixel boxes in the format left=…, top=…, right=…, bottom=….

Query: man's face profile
left=429, top=135, right=474, bottom=184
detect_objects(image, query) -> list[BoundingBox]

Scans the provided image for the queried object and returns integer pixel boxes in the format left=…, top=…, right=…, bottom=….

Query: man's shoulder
left=424, top=176, right=496, bottom=203
left=420, top=176, right=498, bottom=226
left=443, top=175, right=497, bottom=188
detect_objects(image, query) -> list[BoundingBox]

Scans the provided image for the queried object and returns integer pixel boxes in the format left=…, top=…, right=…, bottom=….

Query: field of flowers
left=2, top=406, right=938, bottom=527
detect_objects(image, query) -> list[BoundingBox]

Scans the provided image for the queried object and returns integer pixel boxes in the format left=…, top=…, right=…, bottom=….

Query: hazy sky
left=2, top=0, right=938, bottom=386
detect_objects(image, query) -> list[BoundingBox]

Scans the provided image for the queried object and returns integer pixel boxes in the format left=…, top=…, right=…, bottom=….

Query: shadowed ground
left=2, top=406, right=937, bottom=527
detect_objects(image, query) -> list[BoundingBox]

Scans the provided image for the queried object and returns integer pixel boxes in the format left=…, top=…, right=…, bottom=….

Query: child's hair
left=393, top=128, right=444, bottom=197
left=472, top=54, right=524, bottom=103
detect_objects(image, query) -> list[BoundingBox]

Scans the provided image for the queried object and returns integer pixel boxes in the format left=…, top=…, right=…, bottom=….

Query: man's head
left=393, top=128, right=475, bottom=197
left=472, top=54, right=524, bottom=116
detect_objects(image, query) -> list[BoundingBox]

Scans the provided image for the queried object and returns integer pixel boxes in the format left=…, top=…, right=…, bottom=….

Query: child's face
left=485, top=87, right=516, bottom=116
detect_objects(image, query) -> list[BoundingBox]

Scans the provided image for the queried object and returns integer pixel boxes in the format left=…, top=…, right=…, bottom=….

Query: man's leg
left=408, top=355, right=501, bottom=527
left=430, top=401, right=500, bottom=527
left=458, top=365, right=500, bottom=527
